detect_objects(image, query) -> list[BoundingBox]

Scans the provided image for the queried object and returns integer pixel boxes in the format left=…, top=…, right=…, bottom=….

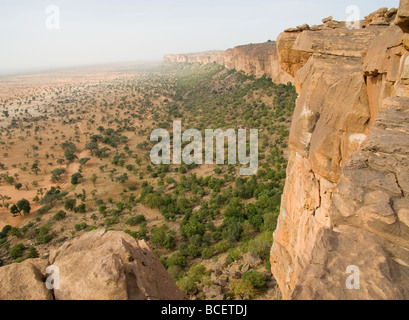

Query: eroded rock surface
left=270, top=3, right=409, bottom=300
left=0, top=230, right=185, bottom=300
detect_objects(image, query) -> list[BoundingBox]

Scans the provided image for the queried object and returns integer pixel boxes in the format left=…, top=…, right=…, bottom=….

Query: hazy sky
left=0, top=0, right=399, bottom=75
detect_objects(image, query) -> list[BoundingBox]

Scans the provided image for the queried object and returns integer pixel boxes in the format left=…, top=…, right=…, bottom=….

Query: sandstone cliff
left=270, top=3, right=409, bottom=300
left=0, top=230, right=185, bottom=300
left=164, top=42, right=293, bottom=85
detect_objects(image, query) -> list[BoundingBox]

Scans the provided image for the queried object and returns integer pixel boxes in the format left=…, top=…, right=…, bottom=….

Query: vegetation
left=0, top=62, right=296, bottom=300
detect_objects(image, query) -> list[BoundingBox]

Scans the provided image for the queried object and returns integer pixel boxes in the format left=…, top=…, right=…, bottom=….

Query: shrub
left=11, top=227, right=23, bottom=238
left=176, top=276, right=197, bottom=295
left=163, top=234, right=177, bottom=251
left=104, top=217, right=119, bottom=227
left=201, top=248, right=214, bottom=259
left=10, top=244, right=25, bottom=259
left=226, top=248, right=242, bottom=265
left=167, top=252, right=187, bottom=268
left=167, top=265, right=184, bottom=281
left=229, top=279, right=256, bottom=300
left=124, top=229, right=138, bottom=239
left=64, top=199, right=76, bottom=211
left=186, top=244, right=200, bottom=258
left=27, top=247, right=39, bottom=259
left=242, top=270, right=267, bottom=291
left=71, top=172, right=83, bottom=185
left=53, top=210, right=67, bottom=221
left=75, top=203, right=86, bottom=213
left=74, top=222, right=88, bottom=231
left=125, top=215, right=146, bottom=226
left=248, top=232, right=273, bottom=260
left=214, top=240, right=230, bottom=253
left=37, top=205, right=53, bottom=215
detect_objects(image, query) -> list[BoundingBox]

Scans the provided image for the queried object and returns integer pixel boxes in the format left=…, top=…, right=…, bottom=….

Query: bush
left=71, top=172, right=83, bottom=185
left=186, top=244, right=200, bottom=258
left=124, top=229, right=138, bottom=239
left=229, top=279, right=256, bottom=300
left=74, top=222, right=88, bottom=231
left=201, top=248, right=214, bottom=259
left=163, top=234, right=176, bottom=251
left=176, top=276, right=197, bottom=295
left=125, top=215, right=146, bottom=226
left=248, top=232, right=273, bottom=260
left=53, top=210, right=67, bottom=221
left=36, top=234, right=53, bottom=244
left=75, top=203, right=86, bottom=213
left=167, top=252, right=187, bottom=268
left=37, top=204, right=53, bottom=215
left=214, top=240, right=230, bottom=253
left=64, top=199, right=76, bottom=211
left=167, top=265, right=184, bottom=281
left=10, top=244, right=25, bottom=259
left=104, top=217, right=119, bottom=227
left=226, top=248, right=242, bottom=265
left=27, top=247, right=39, bottom=259
left=242, top=270, right=267, bottom=291
left=11, top=227, right=23, bottom=238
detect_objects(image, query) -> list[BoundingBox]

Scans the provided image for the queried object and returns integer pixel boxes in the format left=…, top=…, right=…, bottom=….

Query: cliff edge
left=164, top=42, right=293, bottom=85
left=270, top=3, right=409, bottom=299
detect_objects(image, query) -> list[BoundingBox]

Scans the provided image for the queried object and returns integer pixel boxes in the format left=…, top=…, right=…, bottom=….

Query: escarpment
left=270, top=2, right=409, bottom=300
left=164, top=42, right=293, bottom=85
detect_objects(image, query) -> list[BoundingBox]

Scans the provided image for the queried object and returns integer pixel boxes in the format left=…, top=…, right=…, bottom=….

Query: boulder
left=49, top=230, right=185, bottom=300
left=0, top=259, right=52, bottom=300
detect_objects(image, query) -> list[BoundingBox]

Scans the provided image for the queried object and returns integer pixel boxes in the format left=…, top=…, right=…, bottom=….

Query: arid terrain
left=0, top=61, right=296, bottom=300
left=1, top=2, right=409, bottom=301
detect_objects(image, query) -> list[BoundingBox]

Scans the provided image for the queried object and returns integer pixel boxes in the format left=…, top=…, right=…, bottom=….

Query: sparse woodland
left=0, top=63, right=296, bottom=300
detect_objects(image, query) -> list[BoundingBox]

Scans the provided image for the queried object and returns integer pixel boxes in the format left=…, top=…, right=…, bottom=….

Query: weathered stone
left=51, top=230, right=185, bottom=300
left=322, top=16, right=333, bottom=24
left=0, top=259, right=52, bottom=300
left=271, top=2, right=409, bottom=300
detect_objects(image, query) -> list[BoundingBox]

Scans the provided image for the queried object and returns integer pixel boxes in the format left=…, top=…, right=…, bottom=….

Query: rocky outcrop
left=270, top=3, right=409, bottom=300
left=0, top=230, right=185, bottom=300
left=223, top=42, right=293, bottom=84
left=0, top=259, right=52, bottom=300
left=164, top=51, right=225, bottom=65
left=164, top=42, right=293, bottom=85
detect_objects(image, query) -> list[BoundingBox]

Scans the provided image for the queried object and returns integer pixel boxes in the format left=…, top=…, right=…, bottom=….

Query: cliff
left=163, top=42, right=293, bottom=85
left=0, top=230, right=185, bottom=300
left=270, top=3, right=409, bottom=300
left=163, top=50, right=225, bottom=65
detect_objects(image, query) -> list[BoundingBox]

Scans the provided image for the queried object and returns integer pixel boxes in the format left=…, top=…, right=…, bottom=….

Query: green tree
left=31, top=160, right=41, bottom=175
left=64, top=199, right=77, bottom=211
left=71, top=172, right=83, bottom=185
left=51, top=168, right=66, bottom=182
left=10, top=199, right=31, bottom=217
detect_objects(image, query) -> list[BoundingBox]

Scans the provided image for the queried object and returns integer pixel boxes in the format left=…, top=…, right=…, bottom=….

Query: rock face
left=0, top=230, right=185, bottom=300
left=163, top=42, right=293, bottom=85
left=270, top=3, right=409, bottom=300
left=223, top=42, right=293, bottom=84
left=164, top=51, right=225, bottom=65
